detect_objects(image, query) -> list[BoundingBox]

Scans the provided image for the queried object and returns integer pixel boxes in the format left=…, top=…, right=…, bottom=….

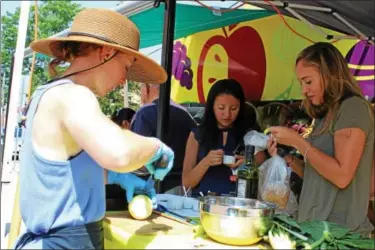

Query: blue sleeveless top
left=191, top=127, right=237, bottom=196
left=19, top=79, right=105, bottom=235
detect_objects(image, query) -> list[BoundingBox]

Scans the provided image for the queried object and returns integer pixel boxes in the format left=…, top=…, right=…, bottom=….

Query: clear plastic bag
left=243, top=130, right=269, bottom=149
left=258, top=155, right=290, bottom=209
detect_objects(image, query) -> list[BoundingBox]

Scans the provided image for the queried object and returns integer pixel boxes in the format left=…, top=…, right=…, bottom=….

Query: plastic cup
left=223, top=155, right=235, bottom=164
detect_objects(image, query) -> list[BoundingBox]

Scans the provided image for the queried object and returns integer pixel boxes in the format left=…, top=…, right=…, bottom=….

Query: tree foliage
left=98, top=81, right=141, bottom=116
left=1, top=0, right=140, bottom=114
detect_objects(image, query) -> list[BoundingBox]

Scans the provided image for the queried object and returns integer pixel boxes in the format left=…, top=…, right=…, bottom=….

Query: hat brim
left=30, top=36, right=167, bottom=84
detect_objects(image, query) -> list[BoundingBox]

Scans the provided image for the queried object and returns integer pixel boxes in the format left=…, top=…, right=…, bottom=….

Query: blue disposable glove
left=107, top=171, right=157, bottom=208
left=144, top=140, right=174, bottom=181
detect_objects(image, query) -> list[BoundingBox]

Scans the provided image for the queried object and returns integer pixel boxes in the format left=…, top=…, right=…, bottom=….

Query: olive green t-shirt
left=298, top=96, right=374, bottom=235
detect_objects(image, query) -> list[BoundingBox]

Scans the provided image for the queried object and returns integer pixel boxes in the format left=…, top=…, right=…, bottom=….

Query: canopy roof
left=130, top=4, right=275, bottom=48
left=249, top=0, right=374, bottom=39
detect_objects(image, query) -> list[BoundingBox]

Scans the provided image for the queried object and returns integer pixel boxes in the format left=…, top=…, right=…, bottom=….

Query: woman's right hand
left=266, top=136, right=278, bottom=157
left=204, top=149, right=224, bottom=167
left=267, top=136, right=294, bottom=165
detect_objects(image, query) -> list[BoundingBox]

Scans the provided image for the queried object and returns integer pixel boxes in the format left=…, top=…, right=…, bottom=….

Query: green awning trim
left=130, top=3, right=275, bottom=48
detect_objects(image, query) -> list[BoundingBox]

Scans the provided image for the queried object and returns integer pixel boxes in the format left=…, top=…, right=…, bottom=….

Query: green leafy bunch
left=269, top=214, right=374, bottom=250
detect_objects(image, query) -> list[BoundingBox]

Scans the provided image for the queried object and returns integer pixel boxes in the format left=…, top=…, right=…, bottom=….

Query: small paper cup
left=223, top=155, right=236, bottom=164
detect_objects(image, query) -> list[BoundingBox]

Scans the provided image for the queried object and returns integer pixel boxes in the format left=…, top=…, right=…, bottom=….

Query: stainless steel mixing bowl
left=199, top=196, right=276, bottom=246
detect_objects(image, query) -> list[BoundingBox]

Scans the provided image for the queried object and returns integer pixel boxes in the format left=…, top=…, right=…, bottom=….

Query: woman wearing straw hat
left=15, top=8, right=174, bottom=249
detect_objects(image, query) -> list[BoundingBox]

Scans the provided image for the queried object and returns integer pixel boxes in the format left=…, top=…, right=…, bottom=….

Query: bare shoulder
left=39, top=84, right=100, bottom=119
left=51, top=84, right=97, bottom=106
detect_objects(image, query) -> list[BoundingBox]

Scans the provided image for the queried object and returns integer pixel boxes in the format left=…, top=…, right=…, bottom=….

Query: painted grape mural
left=172, top=41, right=194, bottom=90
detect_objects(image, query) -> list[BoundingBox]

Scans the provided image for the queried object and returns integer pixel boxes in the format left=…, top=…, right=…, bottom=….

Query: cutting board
left=104, top=211, right=270, bottom=249
left=104, top=211, right=193, bottom=236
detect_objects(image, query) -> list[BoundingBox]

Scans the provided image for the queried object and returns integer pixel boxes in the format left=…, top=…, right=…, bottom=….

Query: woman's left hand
left=227, top=155, right=244, bottom=169
left=269, top=126, right=303, bottom=147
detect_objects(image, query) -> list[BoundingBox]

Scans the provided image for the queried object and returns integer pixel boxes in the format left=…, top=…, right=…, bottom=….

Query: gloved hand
left=144, top=140, right=174, bottom=181
left=107, top=171, right=157, bottom=208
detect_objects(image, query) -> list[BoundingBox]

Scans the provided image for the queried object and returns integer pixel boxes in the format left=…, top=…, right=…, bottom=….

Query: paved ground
left=1, top=169, right=18, bottom=249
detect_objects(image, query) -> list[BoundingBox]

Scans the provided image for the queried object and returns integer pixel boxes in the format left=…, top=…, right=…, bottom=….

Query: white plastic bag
left=243, top=130, right=269, bottom=149
left=258, top=155, right=290, bottom=209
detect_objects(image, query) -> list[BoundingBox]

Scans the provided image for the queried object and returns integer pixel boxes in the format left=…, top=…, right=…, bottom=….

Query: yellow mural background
left=170, top=15, right=357, bottom=103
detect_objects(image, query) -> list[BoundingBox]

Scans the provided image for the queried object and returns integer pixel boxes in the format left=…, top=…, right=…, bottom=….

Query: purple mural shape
left=172, top=41, right=193, bottom=90
left=345, top=41, right=374, bottom=99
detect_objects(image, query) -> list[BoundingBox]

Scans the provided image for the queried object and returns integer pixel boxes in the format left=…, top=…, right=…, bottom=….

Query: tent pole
left=0, top=56, right=14, bottom=168
left=285, top=7, right=328, bottom=38
left=247, top=0, right=372, bottom=42
left=331, top=12, right=367, bottom=39
left=246, top=1, right=331, bottom=12
left=124, top=80, right=129, bottom=108
left=156, top=0, right=176, bottom=194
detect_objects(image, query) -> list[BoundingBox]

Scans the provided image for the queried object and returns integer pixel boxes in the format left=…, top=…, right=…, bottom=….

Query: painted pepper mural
left=170, top=15, right=373, bottom=103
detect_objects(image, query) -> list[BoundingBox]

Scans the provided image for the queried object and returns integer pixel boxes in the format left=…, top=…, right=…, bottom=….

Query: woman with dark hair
left=268, top=42, right=374, bottom=235
left=111, top=108, right=136, bottom=129
left=182, top=79, right=264, bottom=196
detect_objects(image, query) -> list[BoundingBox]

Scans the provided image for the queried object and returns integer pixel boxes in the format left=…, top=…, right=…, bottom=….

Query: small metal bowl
left=199, top=196, right=276, bottom=246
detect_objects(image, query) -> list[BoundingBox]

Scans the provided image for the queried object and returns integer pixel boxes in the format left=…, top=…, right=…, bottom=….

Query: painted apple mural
left=197, top=24, right=267, bottom=103
left=345, top=41, right=374, bottom=100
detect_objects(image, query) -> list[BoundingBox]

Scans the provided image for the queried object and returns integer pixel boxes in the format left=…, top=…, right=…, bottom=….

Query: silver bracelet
left=303, top=146, right=312, bottom=163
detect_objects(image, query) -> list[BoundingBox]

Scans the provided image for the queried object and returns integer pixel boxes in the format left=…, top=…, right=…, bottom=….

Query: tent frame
left=246, top=0, right=373, bottom=42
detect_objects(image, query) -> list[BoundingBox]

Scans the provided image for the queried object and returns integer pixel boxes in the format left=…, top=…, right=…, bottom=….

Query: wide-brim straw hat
left=30, top=8, right=167, bottom=84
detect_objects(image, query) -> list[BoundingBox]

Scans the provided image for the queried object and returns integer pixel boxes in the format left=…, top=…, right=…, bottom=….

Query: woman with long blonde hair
left=268, top=42, right=374, bottom=235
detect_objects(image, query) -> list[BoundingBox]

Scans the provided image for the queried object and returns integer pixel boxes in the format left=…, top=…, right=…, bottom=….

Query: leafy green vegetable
left=336, top=243, right=347, bottom=249
left=343, top=233, right=361, bottom=240
left=274, top=214, right=301, bottom=230
left=257, top=217, right=272, bottom=237
left=319, top=242, right=328, bottom=249
left=336, top=238, right=375, bottom=249
left=271, top=215, right=373, bottom=250
left=273, top=221, right=309, bottom=242
left=299, top=220, right=327, bottom=242
left=327, top=222, right=351, bottom=239
left=269, top=224, right=297, bottom=249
